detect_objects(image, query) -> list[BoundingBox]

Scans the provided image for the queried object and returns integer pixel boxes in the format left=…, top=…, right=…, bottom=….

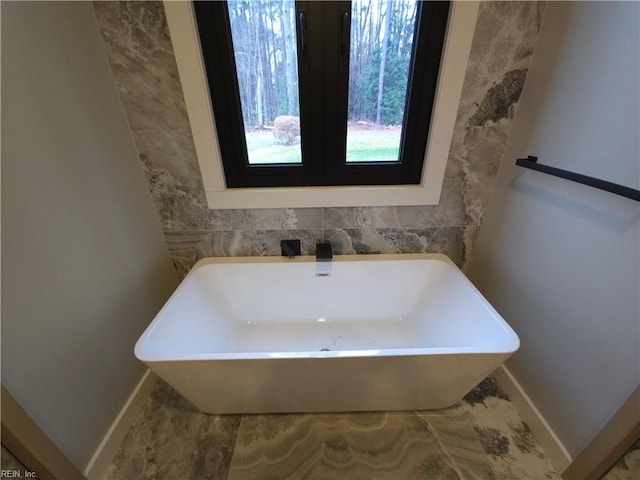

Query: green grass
left=245, top=129, right=401, bottom=164
left=346, top=130, right=401, bottom=162
left=248, top=144, right=302, bottom=164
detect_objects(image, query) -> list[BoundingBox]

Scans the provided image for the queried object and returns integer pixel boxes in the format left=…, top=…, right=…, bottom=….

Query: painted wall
left=92, top=1, right=545, bottom=279
left=1, top=1, right=178, bottom=469
left=468, top=1, right=639, bottom=459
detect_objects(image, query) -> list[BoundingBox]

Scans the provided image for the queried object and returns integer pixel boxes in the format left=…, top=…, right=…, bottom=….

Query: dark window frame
left=193, top=0, right=450, bottom=188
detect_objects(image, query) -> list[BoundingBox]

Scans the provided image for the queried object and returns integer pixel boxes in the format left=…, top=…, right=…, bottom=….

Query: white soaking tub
left=135, top=254, right=519, bottom=414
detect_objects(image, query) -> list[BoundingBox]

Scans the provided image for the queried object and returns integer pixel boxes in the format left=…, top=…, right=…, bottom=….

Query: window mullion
left=321, top=1, right=351, bottom=186
left=295, top=1, right=324, bottom=185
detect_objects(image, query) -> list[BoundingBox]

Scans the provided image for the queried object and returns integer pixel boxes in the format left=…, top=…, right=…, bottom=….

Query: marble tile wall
left=93, top=1, right=545, bottom=279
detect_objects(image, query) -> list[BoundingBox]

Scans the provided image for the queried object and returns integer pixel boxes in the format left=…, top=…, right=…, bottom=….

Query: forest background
left=227, top=0, right=417, bottom=163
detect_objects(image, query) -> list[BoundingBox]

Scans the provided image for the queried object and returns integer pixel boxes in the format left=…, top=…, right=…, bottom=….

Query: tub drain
left=321, top=348, right=330, bottom=351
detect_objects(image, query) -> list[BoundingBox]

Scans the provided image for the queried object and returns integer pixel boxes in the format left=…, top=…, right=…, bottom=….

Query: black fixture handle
left=316, top=242, right=333, bottom=261
left=515, top=156, right=640, bottom=202
left=299, top=11, right=307, bottom=56
left=281, top=239, right=301, bottom=258
left=341, top=10, right=350, bottom=55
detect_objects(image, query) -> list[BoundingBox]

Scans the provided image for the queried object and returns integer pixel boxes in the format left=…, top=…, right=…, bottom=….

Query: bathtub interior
left=135, top=255, right=519, bottom=361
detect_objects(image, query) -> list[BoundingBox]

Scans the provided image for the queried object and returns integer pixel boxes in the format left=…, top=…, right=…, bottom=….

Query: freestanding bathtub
left=135, top=253, right=519, bottom=414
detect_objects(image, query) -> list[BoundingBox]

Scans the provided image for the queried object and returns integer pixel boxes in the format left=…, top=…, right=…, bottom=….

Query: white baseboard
left=84, top=369, right=157, bottom=479
left=493, top=365, right=572, bottom=473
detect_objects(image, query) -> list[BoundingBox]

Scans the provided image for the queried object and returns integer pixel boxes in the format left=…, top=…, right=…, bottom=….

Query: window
left=163, top=1, right=478, bottom=208
left=193, top=0, right=450, bottom=188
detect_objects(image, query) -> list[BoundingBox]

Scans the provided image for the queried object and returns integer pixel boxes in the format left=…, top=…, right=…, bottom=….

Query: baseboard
left=83, top=369, right=157, bottom=479
left=493, top=365, right=572, bottom=472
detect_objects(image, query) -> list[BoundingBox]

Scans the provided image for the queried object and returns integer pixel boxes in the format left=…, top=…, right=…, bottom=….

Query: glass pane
left=227, top=0, right=302, bottom=164
left=346, top=0, right=417, bottom=163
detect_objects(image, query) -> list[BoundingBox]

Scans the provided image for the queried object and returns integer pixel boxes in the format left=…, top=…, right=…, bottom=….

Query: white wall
left=468, top=1, right=639, bottom=459
left=1, top=1, right=178, bottom=469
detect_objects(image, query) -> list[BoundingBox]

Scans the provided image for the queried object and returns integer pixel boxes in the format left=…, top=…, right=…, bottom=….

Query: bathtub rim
left=135, top=253, right=520, bottom=362
left=137, top=346, right=519, bottom=363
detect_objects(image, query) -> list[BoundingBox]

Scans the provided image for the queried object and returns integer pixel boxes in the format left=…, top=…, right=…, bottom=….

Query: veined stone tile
left=171, top=227, right=467, bottom=260
left=417, top=407, right=496, bottom=480
left=93, top=1, right=191, bottom=132
left=322, top=184, right=467, bottom=231
left=467, top=69, right=528, bottom=127
left=462, top=224, right=482, bottom=272
left=463, top=378, right=560, bottom=480
left=166, top=230, right=320, bottom=275
left=165, top=227, right=469, bottom=277
left=456, top=126, right=510, bottom=225
left=350, top=228, right=429, bottom=255
left=444, top=125, right=511, bottom=233
left=445, top=126, right=468, bottom=184
left=164, top=231, right=222, bottom=257
left=323, top=207, right=358, bottom=229
left=291, top=208, right=325, bottom=230
left=463, top=377, right=511, bottom=408
left=1, top=446, right=29, bottom=475
left=104, top=380, right=240, bottom=480
left=220, top=229, right=322, bottom=257
left=134, top=131, right=212, bottom=231
left=354, top=207, right=401, bottom=229
left=602, top=440, right=640, bottom=480
left=394, top=181, right=468, bottom=229
left=104, top=377, right=562, bottom=480
left=166, top=226, right=473, bottom=278
left=131, top=130, right=203, bottom=192
left=241, top=208, right=323, bottom=231
left=228, top=412, right=462, bottom=480
left=445, top=127, right=509, bottom=185
left=456, top=1, right=545, bottom=128
left=170, top=254, right=197, bottom=281
left=164, top=230, right=223, bottom=279
left=321, top=228, right=357, bottom=255
left=323, top=227, right=466, bottom=266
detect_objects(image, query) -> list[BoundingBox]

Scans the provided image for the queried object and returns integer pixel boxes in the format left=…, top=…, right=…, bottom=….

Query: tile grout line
left=225, top=414, right=245, bottom=480
left=414, top=410, right=467, bottom=480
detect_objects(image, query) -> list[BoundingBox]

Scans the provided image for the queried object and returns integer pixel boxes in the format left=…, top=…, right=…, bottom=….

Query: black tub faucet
left=281, top=239, right=301, bottom=257
left=316, top=242, right=332, bottom=262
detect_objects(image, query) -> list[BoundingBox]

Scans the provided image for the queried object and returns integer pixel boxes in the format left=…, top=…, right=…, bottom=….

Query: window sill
left=202, top=184, right=445, bottom=209
left=164, top=1, right=479, bottom=209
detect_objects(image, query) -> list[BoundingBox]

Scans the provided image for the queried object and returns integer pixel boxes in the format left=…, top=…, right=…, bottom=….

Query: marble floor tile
left=602, top=440, right=640, bottom=480
left=416, top=407, right=495, bottom=480
left=104, top=377, right=561, bottom=480
left=104, top=380, right=240, bottom=480
left=461, top=378, right=560, bottom=480
left=227, top=411, right=461, bottom=480
left=1, top=445, right=30, bottom=475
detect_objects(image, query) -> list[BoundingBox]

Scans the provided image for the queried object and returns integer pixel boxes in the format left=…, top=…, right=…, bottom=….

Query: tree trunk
left=256, top=66, right=263, bottom=127
left=255, top=5, right=265, bottom=127
left=376, top=0, right=392, bottom=125
left=265, top=8, right=279, bottom=121
left=282, top=1, right=297, bottom=116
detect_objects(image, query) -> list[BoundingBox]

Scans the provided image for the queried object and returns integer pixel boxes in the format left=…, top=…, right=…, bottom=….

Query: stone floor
left=104, top=377, right=561, bottom=480
left=1, top=445, right=30, bottom=476
left=601, top=440, right=640, bottom=480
